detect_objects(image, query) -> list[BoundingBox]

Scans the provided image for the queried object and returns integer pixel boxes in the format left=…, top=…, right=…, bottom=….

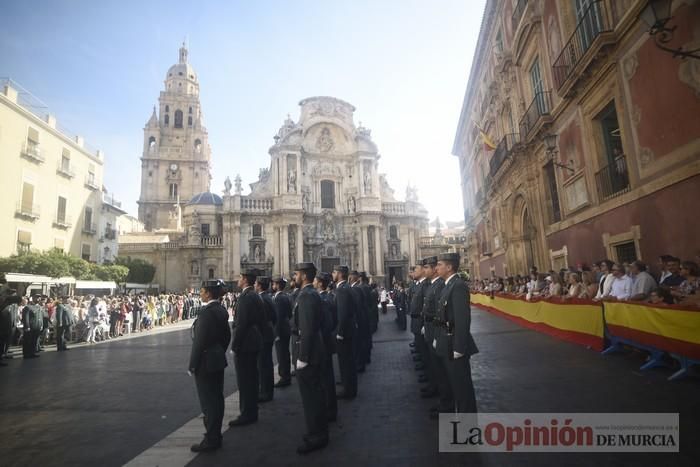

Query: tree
left=115, top=257, right=156, bottom=284
left=95, top=264, right=129, bottom=283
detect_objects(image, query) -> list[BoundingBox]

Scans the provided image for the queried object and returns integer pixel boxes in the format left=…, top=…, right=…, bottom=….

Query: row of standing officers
left=188, top=263, right=378, bottom=455
left=408, top=253, right=478, bottom=418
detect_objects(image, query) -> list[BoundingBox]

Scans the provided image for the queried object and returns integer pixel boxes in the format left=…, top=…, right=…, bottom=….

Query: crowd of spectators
left=469, top=254, right=700, bottom=307
left=0, top=289, right=238, bottom=363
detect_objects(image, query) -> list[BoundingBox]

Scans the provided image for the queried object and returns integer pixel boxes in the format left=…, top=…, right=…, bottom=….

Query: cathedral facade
left=120, top=46, right=428, bottom=291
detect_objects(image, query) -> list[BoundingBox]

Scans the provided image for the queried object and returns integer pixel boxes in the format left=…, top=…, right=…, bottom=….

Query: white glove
left=432, top=339, right=437, bottom=349
left=453, top=351, right=464, bottom=359
left=421, top=326, right=425, bottom=335
left=274, top=336, right=280, bottom=342
left=187, top=370, right=194, bottom=376
left=296, top=360, right=308, bottom=370
left=336, top=334, right=343, bottom=341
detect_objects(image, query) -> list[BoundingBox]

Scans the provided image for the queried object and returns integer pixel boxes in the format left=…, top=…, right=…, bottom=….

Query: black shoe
left=190, top=439, right=222, bottom=453
left=297, top=437, right=328, bottom=455
left=228, top=416, right=257, bottom=427
left=410, top=348, right=418, bottom=354
left=290, top=370, right=296, bottom=377
left=409, top=342, right=416, bottom=348
left=274, top=380, right=291, bottom=388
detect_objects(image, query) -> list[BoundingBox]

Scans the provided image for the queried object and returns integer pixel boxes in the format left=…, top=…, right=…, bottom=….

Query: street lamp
left=639, top=0, right=700, bottom=60
left=542, top=133, right=575, bottom=173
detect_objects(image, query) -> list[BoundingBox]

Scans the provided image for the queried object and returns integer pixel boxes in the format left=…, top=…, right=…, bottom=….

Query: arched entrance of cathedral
left=510, top=195, right=538, bottom=275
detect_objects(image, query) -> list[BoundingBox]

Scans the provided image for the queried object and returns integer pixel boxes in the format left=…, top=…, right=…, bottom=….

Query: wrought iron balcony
left=519, top=91, right=552, bottom=140
left=595, top=154, right=630, bottom=201
left=512, top=0, right=528, bottom=35
left=16, top=202, right=40, bottom=219
left=21, top=142, right=44, bottom=163
left=53, top=215, right=72, bottom=229
left=489, top=133, right=520, bottom=178
left=103, top=227, right=117, bottom=240
left=82, top=223, right=97, bottom=235
left=102, top=193, right=122, bottom=208
left=57, top=162, right=75, bottom=178
left=552, top=0, right=613, bottom=92
left=85, top=175, right=100, bottom=190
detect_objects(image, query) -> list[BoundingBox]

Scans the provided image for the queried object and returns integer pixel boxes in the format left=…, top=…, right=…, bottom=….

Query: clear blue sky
left=0, top=0, right=485, bottom=225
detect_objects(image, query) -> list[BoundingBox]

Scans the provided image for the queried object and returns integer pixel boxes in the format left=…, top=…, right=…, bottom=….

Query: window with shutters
left=252, top=224, right=262, bottom=237
left=81, top=244, right=91, bottom=261
left=20, top=181, right=35, bottom=214
left=320, top=180, right=335, bottom=209
left=57, top=196, right=67, bottom=224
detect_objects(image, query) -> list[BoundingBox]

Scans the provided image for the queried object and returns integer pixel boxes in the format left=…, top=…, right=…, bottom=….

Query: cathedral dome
left=166, top=62, right=198, bottom=82
left=188, top=191, right=223, bottom=206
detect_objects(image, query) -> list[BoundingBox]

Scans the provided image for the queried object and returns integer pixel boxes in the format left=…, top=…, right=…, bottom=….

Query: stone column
left=281, top=225, right=289, bottom=276
left=272, top=226, right=280, bottom=275
left=297, top=223, right=304, bottom=263
left=375, top=225, right=384, bottom=276
left=232, top=224, right=241, bottom=278
left=362, top=226, right=370, bottom=272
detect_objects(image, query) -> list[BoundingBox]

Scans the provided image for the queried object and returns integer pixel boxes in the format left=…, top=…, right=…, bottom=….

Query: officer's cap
left=333, top=265, right=349, bottom=274
left=316, top=272, right=332, bottom=282
left=271, top=275, right=287, bottom=285
left=422, top=256, right=438, bottom=266
left=294, top=262, right=316, bottom=272
left=438, top=253, right=461, bottom=263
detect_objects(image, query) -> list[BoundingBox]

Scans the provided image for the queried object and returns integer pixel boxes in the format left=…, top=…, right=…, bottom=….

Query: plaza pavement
left=0, top=305, right=698, bottom=467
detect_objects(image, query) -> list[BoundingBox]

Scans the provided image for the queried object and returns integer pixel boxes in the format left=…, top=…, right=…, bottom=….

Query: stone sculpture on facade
left=224, top=176, right=232, bottom=195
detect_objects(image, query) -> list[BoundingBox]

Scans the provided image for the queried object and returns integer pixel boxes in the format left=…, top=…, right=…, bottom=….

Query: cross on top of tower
left=179, top=41, right=188, bottom=64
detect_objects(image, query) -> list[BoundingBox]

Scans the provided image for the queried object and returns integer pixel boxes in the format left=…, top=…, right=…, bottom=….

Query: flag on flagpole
left=473, top=119, right=497, bottom=151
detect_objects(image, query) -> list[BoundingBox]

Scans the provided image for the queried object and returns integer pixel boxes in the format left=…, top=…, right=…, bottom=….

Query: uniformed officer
left=271, top=276, right=293, bottom=388
left=410, top=264, right=429, bottom=374
left=54, top=296, right=75, bottom=351
left=434, top=253, right=478, bottom=415
left=288, top=280, right=300, bottom=375
left=255, top=276, right=276, bottom=403
left=314, top=272, right=338, bottom=422
left=349, top=271, right=370, bottom=373
left=188, top=279, right=231, bottom=452
left=229, top=269, right=265, bottom=427
left=421, top=257, right=453, bottom=413
left=332, top=265, right=357, bottom=399
left=293, top=262, right=329, bottom=454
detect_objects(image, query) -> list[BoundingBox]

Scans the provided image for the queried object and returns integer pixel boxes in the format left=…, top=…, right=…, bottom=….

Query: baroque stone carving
left=679, top=49, right=700, bottom=97
left=622, top=53, right=639, bottom=81
left=639, top=147, right=655, bottom=167
left=315, top=127, right=334, bottom=152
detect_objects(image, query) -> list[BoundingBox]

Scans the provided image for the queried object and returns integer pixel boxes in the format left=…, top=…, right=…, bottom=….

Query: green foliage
left=115, top=256, right=156, bottom=283
left=0, top=250, right=151, bottom=284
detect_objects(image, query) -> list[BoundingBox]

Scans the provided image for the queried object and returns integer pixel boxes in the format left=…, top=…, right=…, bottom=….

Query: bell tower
left=137, top=43, right=212, bottom=231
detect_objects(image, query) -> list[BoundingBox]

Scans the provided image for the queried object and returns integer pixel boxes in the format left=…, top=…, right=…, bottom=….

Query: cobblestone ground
left=1, top=305, right=697, bottom=467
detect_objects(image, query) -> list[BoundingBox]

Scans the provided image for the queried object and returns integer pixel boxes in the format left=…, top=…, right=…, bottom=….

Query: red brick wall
left=546, top=174, right=700, bottom=267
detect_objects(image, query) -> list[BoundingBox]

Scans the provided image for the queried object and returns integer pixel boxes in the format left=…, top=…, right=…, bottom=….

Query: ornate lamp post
left=543, top=133, right=575, bottom=173
left=639, top=0, right=700, bottom=60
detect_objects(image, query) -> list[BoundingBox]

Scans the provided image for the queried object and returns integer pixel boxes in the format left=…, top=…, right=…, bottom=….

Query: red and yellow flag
left=473, top=120, right=497, bottom=151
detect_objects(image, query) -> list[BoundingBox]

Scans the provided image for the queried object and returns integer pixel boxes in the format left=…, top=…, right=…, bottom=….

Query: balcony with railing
left=552, top=0, right=614, bottom=93
left=519, top=91, right=552, bottom=140
left=489, top=133, right=520, bottom=178
left=85, top=175, right=100, bottom=190
left=595, top=154, right=630, bottom=201
left=382, top=202, right=406, bottom=215
left=17, top=242, right=31, bottom=255
left=102, top=192, right=122, bottom=209
left=56, top=161, right=75, bottom=178
left=240, top=197, right=273, bottom=212
left=512, top=0, right=528, bottom=35
left=82, top=222, right=97, bottom=235
left=15, top=202, right=40, bottom=220
left=103, top=227, right=117, bottom=240
left=21, top=142, right=44, bottom=164
left=200, top=235, right=223, bottom=247
left=53, top=214, right=72, bottom=229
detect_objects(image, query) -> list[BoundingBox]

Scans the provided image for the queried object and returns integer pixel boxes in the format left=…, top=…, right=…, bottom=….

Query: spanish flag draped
left=474, top=120, right=497, bottom=151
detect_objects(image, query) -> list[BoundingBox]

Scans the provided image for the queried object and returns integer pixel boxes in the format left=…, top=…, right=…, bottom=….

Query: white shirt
left=631, top=271, right=657, bottom=299
left=444, top=274, right=458, bottom=285
left=609, top=274, right=633, bottom=300
left=659, top=270, right=671, bottom=284
left=380, top=290, right=388, bottom=301
left=595, top=273, right=615, bottom=299
left=201, top=299, right=216, bottom=307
